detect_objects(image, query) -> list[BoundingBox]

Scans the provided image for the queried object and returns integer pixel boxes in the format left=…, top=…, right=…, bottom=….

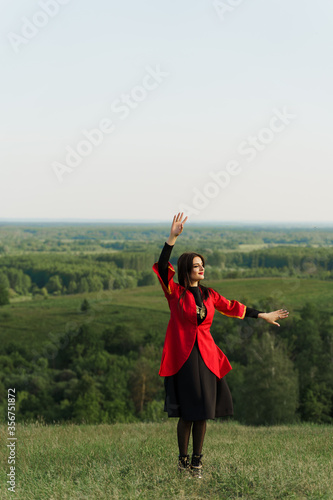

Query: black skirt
left=164, top=339, right=233, bottom=421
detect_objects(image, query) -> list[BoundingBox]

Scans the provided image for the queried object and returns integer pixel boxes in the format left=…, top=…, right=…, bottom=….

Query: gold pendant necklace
left=196, top=305, right=206, bottom=319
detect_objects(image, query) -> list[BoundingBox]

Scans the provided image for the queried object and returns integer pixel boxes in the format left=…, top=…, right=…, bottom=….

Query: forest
left=0, top=222, right=332, bottom=426
left=0, top=223, right=333, bottom=302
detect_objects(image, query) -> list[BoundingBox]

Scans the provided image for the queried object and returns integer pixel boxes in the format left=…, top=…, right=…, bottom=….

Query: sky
left=1, top=0, right=332, bottom=223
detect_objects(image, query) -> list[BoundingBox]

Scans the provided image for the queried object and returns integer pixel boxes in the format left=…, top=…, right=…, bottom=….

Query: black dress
left=158, top=242, right=261, bottom=421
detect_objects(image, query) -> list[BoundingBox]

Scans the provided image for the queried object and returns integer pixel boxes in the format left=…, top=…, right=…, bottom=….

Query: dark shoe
left=190, top=454, right=203, bottom=478
left=178, top=454, right=190, bottom=473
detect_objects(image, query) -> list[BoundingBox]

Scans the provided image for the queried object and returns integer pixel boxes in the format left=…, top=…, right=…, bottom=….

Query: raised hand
left=167, top=212, right=188, bottom=245
left=259, top=309, right=289, bottom=327
left=170, top=212, right=188, bottom=237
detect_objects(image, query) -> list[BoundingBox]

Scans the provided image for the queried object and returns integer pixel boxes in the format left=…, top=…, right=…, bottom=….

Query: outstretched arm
left=258, top=309, right=289, bottom=327
left=158, top=212, right=188, bottom=287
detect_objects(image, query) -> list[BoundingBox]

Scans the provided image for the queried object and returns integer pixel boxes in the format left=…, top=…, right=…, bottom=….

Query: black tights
left=177, top=417, right=206, bottom=456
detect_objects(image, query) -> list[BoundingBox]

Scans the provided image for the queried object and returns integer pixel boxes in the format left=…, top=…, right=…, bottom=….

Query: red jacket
left=152, top=261, right=246, bottom=379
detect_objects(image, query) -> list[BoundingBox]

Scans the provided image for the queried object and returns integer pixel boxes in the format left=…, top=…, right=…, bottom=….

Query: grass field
left=0, top=421, right=332, bottom=499
left=0, top=278, right=332, bottom=351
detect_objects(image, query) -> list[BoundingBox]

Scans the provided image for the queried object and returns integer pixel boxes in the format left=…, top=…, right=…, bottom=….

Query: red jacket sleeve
left=209, top=288, right=246, bottom=319
left=152, top=261, right=176, bottom=298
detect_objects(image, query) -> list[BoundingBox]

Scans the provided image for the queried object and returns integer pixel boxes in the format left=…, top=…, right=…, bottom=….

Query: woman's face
left=189, top=256, right=205, bottom=285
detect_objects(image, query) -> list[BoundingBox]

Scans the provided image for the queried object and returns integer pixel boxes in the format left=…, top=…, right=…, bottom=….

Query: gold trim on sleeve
left=217, top=305, right=246, bottom=319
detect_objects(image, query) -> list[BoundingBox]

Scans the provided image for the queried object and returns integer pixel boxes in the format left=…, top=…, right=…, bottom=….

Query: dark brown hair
left=177, top=252, right=211, bottom=306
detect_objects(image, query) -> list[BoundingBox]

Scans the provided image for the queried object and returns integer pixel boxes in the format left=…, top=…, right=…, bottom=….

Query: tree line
left=1, top=246, right=333, bottom=304
left=1, top=223, right=333, bottom=254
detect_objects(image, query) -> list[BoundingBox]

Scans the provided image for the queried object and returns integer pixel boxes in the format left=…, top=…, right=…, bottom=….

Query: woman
left=152, top=213, right=289, bottom=477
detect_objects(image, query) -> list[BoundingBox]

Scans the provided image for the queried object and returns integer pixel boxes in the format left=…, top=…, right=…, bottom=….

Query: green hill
left=1, top=278, right=332, bottom=350
left=1, top=277, right=332, bottom=427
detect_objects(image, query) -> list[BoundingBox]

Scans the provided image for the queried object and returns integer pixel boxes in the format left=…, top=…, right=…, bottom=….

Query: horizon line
left=0, top=218, right=333, bottom=227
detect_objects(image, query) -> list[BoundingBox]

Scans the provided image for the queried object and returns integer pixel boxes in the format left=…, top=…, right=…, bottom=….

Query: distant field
left=5, top=242, right=326, bottom=255
left=0, top=421, right=331, bottom=499
left=108, top=277, right=332, bottom=312
left=0, top=278, right=332, bottom=351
